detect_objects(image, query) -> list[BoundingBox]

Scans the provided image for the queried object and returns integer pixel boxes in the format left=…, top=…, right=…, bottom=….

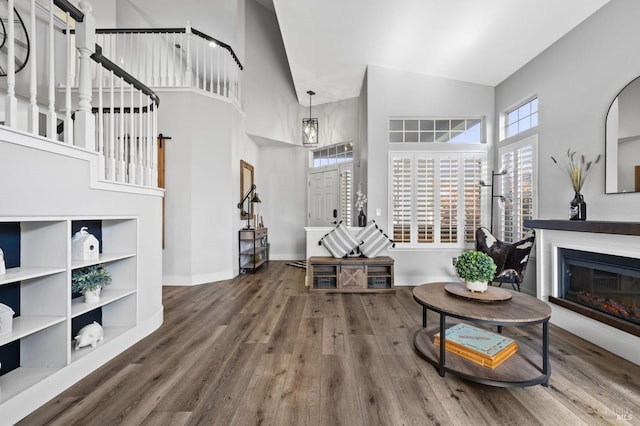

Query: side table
left=413, top=282, right=552, bottom=388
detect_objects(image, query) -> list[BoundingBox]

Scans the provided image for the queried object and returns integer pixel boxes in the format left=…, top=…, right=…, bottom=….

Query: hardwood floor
left=22, top=261, right=640, bottom=425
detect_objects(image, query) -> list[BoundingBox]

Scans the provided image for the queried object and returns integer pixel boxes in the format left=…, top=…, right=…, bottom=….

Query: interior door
left=308, top=169, right=339, bottom=226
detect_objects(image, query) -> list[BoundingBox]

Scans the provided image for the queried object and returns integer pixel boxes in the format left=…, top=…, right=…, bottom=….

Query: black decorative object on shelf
left=570, top=192, right=587, bottom=221
left=358, top=210, right=367, bottom=227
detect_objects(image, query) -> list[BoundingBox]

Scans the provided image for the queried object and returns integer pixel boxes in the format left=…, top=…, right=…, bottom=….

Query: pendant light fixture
left=302, top=90, right=318, bottom=146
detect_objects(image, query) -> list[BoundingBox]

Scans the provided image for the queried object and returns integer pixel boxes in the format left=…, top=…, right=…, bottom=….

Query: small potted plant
left=72, top=264, right=112, bottom=302
left=455, top=250, right=496, bottom=293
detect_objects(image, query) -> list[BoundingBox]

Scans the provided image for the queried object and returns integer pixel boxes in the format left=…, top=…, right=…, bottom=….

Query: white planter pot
left=83, top=287, right=102, bottom=303
left=465, top=280, right=488, bottom=293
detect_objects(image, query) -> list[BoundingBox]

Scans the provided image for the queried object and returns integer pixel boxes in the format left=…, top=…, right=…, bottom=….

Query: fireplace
left=551, top=248, right=640, bottom=336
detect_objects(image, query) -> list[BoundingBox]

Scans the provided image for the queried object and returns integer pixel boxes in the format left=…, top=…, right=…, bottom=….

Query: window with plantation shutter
left=464, top=157, right=482, bottom=242
left=499, top=135, right=537, bottom=242
left=340, top=168, right=352, bottom=226
left=390, top=152, right=486, bottom=248
left=392, top=157, right=412, bottom=243
left=439, top=157, right=458, bottom=243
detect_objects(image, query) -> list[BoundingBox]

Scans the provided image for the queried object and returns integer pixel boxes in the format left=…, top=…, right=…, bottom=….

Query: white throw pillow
left=319, top=222, right=361, bottom=258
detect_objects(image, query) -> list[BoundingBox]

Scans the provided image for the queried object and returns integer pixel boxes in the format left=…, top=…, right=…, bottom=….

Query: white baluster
left=27, top=0, right=39, bottom=133
left=64, top=12, right=73, bottom=144
left=117, top=76, right=126, bottom=182
left=107, top=70, right=116, bottom=181
left=5, top=0, right=17, bottom=128
left=179, top=32, right=184, bottom=86
left=152, top=103, right=158, bottom=186
left=209, top=45, right=214, bottom=93
left=217, top=47, right=221, bottom=95
left=47, top=0, right=57, bottom=139
left=74, top=0, right=96, bottom=149
left=128, top=84, right=136, bottom=184
left=137, top=89, right=144, bottom=185
left=145, top=95, right=153, bottom=185
left=186, top=21, right=192, bottom=87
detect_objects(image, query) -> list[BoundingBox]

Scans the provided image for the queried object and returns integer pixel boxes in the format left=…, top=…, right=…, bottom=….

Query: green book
left=436, top=323, right=516, bottom=358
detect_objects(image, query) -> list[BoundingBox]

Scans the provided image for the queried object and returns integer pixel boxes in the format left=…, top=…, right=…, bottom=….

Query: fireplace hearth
left=551, top=248, right=640, bottom=336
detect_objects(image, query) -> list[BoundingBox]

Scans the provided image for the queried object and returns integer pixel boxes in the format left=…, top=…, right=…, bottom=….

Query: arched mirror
left=606, top=76, right=640, bottom=193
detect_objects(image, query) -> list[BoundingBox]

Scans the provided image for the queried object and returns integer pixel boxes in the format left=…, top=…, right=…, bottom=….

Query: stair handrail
left=91, top=44, right=160, bottom=108
left=93, top=27, right=243, bottom=70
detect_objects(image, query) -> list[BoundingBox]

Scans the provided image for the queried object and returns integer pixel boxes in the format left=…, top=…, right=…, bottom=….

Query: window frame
left=389, top=118, right=485, bottom=144
left=497, top=134, right=538, bottom=243
left=388, top=150, right=487, bottom=249
left=502, top=97, right=538, bottom=140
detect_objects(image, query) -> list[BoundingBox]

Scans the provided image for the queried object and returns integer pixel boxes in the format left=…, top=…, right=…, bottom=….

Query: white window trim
left=497, top=134, right=538, bottom=241
left=388, top=150, right=487, bottom=249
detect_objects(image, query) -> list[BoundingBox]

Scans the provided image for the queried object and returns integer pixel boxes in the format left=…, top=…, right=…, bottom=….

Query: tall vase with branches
left=551, top=149, right=601, bottom=221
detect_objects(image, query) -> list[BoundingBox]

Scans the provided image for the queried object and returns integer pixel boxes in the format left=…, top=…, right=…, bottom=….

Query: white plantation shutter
left=500, top=136, right=537, bottom=242
left=390, top=152, right=485, bottom=247
left=464, top=157, right=482, bottom=242
left=340, top=169, right=352, bottom=225
left=416, top=157, right=434, bottom=243
left=392, top=157, right=412, bottom=243
left=439, top=157, right=458, bottom=243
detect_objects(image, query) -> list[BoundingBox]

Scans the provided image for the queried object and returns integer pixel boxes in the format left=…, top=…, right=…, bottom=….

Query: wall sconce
left=237, top=184, right=262, bottom=229
left=302, top=90, right=318, bottom=146
left=479, top=169, right=508, bottom=233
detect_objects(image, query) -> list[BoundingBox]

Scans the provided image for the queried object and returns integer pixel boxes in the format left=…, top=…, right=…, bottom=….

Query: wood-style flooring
left=21, top=261, right=640, bottom=425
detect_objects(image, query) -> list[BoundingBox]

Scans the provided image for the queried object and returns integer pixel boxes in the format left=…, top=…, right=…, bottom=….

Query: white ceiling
left=272, top=0, right=610, bottom=105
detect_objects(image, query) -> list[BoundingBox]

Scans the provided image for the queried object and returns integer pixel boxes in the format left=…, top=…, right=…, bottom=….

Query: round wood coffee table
left=413, top=282, right=552, bottom=388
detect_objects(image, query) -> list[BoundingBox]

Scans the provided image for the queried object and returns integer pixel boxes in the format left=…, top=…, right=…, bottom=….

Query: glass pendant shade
left=303, top=117, right=318, bottom=145
left=303, top=90, right=318, bottom=146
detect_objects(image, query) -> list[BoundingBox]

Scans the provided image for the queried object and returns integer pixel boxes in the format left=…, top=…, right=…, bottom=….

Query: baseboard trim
left=163, top=271, right=235, bottom=286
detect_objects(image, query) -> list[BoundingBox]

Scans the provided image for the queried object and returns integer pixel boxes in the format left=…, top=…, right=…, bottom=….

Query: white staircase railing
left=0, top=0, right=160, bottom=188
left=94, top=24, right=243, bottom=108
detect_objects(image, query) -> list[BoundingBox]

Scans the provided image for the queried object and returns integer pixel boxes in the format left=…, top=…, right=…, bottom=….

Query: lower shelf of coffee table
left=413, top=324, right=549, bottom=388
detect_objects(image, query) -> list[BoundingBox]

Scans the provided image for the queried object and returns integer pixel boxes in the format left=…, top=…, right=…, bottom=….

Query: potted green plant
left=72, top=264, right=112, bottom=302
left=455, top=250, right=496, bottom=293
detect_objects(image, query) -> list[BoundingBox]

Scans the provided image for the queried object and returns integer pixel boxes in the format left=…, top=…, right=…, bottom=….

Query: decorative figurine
left=74, top=321, right=104, bottom=350
left=71, top=227, right=100, bottom=261
left=0, top=303, right=15, bottom=337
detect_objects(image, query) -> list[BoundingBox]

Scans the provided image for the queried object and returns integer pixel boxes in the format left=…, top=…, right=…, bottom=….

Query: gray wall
left=367, top=65, right=495, bottom=285
left=495, top=0, right=640, bottom=222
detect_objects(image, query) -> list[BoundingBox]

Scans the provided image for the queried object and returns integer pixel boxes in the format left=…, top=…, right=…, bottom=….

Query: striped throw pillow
left=360, top=228, right=394, bottom=258
left=319, top=223, right=361, bottom=258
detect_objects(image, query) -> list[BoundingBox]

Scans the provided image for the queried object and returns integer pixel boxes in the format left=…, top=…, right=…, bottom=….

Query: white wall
left=495, top=0, right=640, bottom=222
left=115, top=0, right=240, bottom=58
left=367, top=65, right=495, bottom=285
left=158, top=91, right=255, bottom=284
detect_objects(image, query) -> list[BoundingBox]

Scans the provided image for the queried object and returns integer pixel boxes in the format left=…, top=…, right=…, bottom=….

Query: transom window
left=389, top=119, right=483, bottom=144
left=311, top=142, right=353, bottom=168
left=505, top=98, right=538, bottom=138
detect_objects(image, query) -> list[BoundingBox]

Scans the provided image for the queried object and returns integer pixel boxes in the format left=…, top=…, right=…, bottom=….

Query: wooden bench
left=307, top=256, right=395, bottom=293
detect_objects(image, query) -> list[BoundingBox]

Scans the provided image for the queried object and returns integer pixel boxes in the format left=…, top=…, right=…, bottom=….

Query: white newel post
left=74, top=1, right=96, bottom=150
left=5, top=0, right=18, bottom=128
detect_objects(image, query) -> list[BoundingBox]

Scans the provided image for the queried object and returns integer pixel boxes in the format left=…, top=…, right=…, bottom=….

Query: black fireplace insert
left=557, top=248, right=640, bottom=327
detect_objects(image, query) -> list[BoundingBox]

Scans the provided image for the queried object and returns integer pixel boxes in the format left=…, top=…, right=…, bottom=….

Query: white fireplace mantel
left=525, top=219, right=640, bottom=365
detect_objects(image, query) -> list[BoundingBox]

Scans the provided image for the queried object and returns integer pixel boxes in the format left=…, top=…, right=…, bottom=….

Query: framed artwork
left=240, top=160, right=254, bottom=220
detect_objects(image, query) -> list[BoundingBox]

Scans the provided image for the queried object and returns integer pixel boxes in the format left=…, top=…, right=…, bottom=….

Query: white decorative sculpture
left=74, top=321, right=104, bottom=350
left=0, top=303, right=15, bottom=337
left=0, top=247, right=6, bottom=274
left=71, top=227, right=99, bottom=261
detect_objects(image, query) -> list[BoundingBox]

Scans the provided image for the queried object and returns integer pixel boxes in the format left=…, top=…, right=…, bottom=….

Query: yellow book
left=434, top=323, right=518, bottom=369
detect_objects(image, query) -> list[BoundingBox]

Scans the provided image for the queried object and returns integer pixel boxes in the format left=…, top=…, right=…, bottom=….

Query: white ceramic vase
left=465, top=280, right=488, bottom=293
left=83, top=287, right=102, bottom=303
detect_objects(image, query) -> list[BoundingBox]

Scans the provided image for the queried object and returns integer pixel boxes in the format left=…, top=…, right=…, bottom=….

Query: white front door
left=308, top=169, right=339, bottom=227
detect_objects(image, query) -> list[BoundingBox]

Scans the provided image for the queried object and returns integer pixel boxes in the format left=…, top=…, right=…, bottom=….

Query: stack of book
left=434, top=323, right=518, bottom=369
